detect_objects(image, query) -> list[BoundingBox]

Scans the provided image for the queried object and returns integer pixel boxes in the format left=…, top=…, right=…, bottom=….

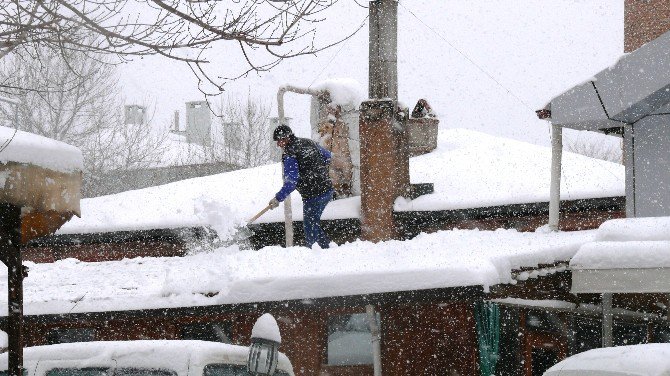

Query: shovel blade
left=233, top=226, right=254, bottom=241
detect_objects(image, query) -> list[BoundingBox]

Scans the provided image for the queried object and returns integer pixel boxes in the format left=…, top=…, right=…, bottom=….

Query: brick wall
left=625, top=0, right=670, bottom=52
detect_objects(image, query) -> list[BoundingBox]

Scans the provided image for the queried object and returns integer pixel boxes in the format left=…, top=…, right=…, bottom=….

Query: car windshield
left=203, top=364, right=290, bottom=376
left=114, top=369, right=176, bottom=376
left=46, top=368, right=109, bottom=376
left=0, top=369, right=27, bottom=376
left=45, top=368, right=176, bottom=376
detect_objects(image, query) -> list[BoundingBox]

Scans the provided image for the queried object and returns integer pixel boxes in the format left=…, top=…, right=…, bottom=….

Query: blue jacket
left=275, top=138, right=332, bottom=201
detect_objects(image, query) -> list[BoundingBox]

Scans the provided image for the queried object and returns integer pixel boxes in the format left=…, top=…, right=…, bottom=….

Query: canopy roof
left=546, top=28, right=670, bottom=134
left=570, top=217, right=670, bottom=293
left=0, top=124, right=83, bottom=241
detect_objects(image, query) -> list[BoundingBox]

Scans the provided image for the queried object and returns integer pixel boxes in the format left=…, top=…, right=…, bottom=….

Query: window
left=46, top=368, right=177, bottom=376
left=0, top=369, right=27, bottom=376
left=114, top=369, right=176, bottom=376
left=525, top=311, right=562, bottom=333
left=613, top=321, right=647, bottom=346
left=652, top=324, right=670, bottom=343
left=574, top=317, right=601, bottom=353
left=46, top=368, right=108, bottom=376
left=531, top=349, right=558, bottom=376
left=181, top=322, right=232, bottom=343
left=203, top=364, right=289, bottom=376
left=46, top=328, right=95, bottom=344
left=326, top=313, right=379, bottom=366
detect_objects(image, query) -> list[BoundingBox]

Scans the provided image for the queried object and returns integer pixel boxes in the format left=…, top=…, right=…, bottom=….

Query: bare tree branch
left=1, top=0, right=349, bottom=93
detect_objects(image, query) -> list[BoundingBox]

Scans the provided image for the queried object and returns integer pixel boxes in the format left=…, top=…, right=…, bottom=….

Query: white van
left=543, top=343, right=670, bottom=376
left=0, top=340, right=294, bottom=376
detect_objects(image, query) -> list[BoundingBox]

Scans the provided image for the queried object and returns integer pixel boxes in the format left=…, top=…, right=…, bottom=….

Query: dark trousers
left=303, top=190, right=333, bottom=248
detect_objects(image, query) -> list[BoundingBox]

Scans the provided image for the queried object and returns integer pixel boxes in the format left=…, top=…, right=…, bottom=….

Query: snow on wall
left=58, top=128, right=624, bottom=238
left=0, top=126, right=83, bottom=172
left=0, top=228, right=593, bottom=316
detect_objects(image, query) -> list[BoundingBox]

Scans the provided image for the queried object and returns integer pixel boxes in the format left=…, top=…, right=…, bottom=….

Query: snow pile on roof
left=571, top=217, right=670, bottom=270
left=7, top=228, right=592, bottom=316
left=596, top=216, right=670, bottom=242
left=59, top=128, right=624, bottom=237
left=0, top=126, right=83, bottom=172
left=544, top=343, right=670, bottom=376
left=312, top=78, right=365, bottom=109
left=395, top=129, right=624, bottom=211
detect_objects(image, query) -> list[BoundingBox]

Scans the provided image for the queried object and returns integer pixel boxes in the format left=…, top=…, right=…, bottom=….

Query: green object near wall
left=475, top=301, right=501, bottom=376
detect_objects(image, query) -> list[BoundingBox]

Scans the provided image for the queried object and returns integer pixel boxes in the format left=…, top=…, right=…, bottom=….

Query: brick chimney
left=625, top=0, right=670, bottom=52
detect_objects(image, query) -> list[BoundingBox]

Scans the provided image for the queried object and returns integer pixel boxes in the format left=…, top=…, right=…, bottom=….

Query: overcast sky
left=117, top=1, right=624, bottom=146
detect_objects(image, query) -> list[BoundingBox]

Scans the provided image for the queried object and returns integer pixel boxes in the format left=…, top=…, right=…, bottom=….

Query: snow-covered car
left=543, top=343, right=670, bottom=376
left=0, top=340, right=294, bottom=376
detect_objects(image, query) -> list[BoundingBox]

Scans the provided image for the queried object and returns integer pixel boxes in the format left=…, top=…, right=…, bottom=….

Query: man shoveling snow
left=268, top=125, right=334, bottom=249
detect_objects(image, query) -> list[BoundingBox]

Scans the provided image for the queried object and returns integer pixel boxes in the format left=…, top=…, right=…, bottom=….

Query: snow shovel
left=229, top=204, right=273, bottom=242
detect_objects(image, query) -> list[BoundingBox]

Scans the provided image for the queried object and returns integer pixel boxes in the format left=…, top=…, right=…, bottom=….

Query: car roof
left=544, top=344, right=670, bottom=376
left=0, top=340, right=293, bottom=375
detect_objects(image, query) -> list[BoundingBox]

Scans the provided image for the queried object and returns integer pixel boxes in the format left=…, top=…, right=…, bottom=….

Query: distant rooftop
left=59, top=128, right=625, bottom=238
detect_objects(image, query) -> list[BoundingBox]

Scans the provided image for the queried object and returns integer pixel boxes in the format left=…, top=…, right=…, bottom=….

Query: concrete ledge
left=572, top=268, right=670, bottom=293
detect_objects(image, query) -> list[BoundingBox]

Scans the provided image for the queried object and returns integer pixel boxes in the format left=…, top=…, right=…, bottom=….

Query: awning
left=546, top=27, right=670, bottom=133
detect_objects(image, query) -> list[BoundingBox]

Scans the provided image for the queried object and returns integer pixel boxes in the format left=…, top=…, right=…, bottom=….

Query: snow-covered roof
left=151, top=133, right=215, bottom=168
left=4, top=228, right=592, bottom=316
left=571, top=217, right=670, bottom=269
left=58, top=128, right=624, bottom=237
left=570, top=217, right=670, bottom=293
left=544, top=343, right=670, bottom=376
left=0, top=125, right=83, bottom=172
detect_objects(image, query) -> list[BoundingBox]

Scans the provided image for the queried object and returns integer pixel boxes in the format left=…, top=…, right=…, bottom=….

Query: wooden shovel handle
left=248, top=204, right=273, bottom=224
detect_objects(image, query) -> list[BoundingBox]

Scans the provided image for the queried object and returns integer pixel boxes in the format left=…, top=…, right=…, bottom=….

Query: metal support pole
left=602, top=293, right=613, bottom=347
left=0, top=204, right=24, bottom=376
left=276, top=86, right=321, bottom=247
left=369, top=0, right=398, bottom=101
left=548, top=124, right=563, bottom=231
left=623, top=123, right=636, bottom=217
left=366, top=305, right=382, bottom=376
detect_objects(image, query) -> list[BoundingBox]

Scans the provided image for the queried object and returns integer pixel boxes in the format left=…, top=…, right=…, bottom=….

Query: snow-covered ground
left=4, top=227, right=591, bottom=316
left=58, top=128, right=624, bottom=238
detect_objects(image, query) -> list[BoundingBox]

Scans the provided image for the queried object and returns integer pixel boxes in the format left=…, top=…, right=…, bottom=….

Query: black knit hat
left=273, top=124, right=294, bottom=141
